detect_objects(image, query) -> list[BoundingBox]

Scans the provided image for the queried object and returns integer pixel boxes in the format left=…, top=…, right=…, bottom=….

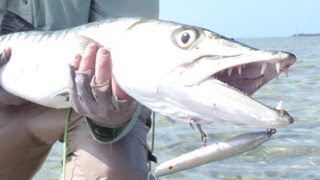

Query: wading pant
left=0, top=103, right=153, bottom=180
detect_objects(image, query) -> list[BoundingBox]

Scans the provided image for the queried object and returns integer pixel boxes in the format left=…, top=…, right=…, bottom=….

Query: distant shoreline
left=292, top=33, right=320, bottom=37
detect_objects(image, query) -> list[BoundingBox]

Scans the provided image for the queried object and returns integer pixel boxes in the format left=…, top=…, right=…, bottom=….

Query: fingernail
left=87, top=43, right=99, bottom=50
left=98, top=48, right=110, bottom=55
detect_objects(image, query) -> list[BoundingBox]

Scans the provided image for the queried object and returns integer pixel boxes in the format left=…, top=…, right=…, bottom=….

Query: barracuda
left=0, top=13, right=295, bottom=128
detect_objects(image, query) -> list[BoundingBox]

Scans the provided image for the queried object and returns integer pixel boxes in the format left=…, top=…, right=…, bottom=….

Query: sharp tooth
left=228, top=68, right=233, bottom=76
left=276, top=100, right=283, bottom=110
left=254, top=79, right=263, bottom=88
left=237, top=66, right=242, bottom=75
left=254, top=80, right=260, bottom=88
left=275, top=62, right=281, bottom=74
left=253, top=81, right=258, bottom=88
left=284, top=68, right=289, bottom=77
left=256, top=81, right=260, bottom=88
left=261, top=63, right=267, bottom=75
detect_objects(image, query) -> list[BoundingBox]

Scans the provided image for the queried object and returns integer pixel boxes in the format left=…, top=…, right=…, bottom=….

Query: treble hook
left=188, top=119, right=207, bottom=147
left=266, top=128, right=277, bottom=137
left=196, top=124, right=207, bottom=147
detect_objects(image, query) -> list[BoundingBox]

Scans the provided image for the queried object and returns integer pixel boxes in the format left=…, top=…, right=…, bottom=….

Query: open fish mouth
left=173, top=49, right=297, bottom=127
left=212, top=51, right=296, bottom=96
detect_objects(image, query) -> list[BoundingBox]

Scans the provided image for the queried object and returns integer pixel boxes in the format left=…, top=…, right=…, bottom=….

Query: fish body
left=0, top=16, right=295, bottom=128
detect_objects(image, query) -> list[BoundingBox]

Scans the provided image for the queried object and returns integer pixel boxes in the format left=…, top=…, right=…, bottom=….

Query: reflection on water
left=35, top=36, right=320, bottom=179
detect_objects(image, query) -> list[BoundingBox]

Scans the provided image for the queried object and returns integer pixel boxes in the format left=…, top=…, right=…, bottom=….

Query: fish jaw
left=110, top=21, right=296, bottom=128
left=155, top=51, right=296, bottom=128
left=157, top=78, right=293, bottom=128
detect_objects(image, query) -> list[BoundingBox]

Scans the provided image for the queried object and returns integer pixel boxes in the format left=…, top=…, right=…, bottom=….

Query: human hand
left=69, top=43, right=137, bottom=127
left=0, top=48, right=26, bottom=107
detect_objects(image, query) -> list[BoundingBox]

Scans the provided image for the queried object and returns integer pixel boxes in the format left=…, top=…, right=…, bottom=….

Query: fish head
left=111, top=19, right=296, bottom=128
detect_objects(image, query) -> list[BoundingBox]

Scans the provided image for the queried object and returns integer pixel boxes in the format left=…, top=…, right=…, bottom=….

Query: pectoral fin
left=70, top=34, right=102, bottom=55
left=52, top=90, right=69, bottom=102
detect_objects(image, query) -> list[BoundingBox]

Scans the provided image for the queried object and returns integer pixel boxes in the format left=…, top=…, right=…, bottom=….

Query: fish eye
left=176, top=29, right=199, bottom=49
left=181, top=32, right=190, bottom=43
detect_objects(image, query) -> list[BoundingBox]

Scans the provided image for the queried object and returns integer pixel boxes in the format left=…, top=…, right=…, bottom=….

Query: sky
left=160, top=0, right=320, bottom=38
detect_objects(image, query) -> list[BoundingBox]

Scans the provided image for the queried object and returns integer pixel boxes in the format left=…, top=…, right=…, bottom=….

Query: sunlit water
left=34, top=36, right=320, bottom=179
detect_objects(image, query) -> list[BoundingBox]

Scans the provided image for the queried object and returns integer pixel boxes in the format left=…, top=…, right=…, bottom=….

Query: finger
left=3, top=47, right=11, bottom=60
left=112, top=79, right=128, bottom=100
left=78, top=43, right=99, bottom=73
left=71, top=54, right=82, bottom=70
left=95, top=48, right=111, bottom=84
left=0, top=47, right=12, bottom=65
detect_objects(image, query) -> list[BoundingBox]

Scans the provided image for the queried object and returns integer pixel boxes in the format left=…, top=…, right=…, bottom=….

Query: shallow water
left=34, top=36, right=320, bottom=179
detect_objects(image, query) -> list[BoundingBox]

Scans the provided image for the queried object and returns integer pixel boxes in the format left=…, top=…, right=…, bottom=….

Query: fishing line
left=62, top=108, right=72, bottom=180
left=148, top=111, right=156, bottom=171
